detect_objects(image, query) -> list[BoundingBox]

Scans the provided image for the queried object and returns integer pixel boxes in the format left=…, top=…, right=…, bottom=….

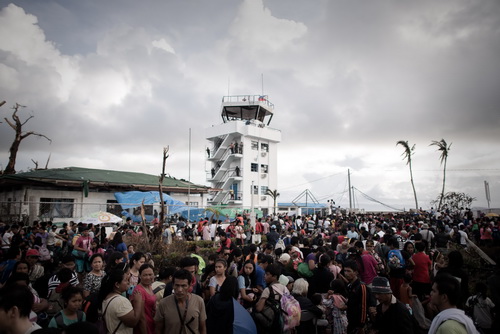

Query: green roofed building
left=0, top=167, right=209, bottom=224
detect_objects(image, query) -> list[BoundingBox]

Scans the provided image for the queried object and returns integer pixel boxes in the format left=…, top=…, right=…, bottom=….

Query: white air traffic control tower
left=206, top=95, right=281, bottom=215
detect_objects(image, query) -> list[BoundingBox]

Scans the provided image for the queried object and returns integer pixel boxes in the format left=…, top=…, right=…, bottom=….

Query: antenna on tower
left=261, top=73, right=264, bottom=95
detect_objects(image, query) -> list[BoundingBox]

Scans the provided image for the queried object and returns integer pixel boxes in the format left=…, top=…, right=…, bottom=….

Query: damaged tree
left=2, top=103, right=51, bottom=174
left=158, top=146, right=169, bottom=228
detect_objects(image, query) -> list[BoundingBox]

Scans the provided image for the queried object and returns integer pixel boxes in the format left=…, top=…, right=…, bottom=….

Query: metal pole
left=187, top=128, right=191, bottom=223
left=348, top=169, right=352, bottom=213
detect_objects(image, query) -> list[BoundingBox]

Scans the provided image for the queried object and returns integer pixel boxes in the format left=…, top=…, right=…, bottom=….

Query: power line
left=352, top=186, right=404, bottom=211
left=279, top=171, right=346, bottom=190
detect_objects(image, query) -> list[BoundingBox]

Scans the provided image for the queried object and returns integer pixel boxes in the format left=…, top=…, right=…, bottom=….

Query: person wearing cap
left=371, top=276, right=416, bottom=333
left=420, top=223, right=435, bottom=250
left=25, top=249, right=44, bottom=284
left=266, top=225, right=280, bottom=246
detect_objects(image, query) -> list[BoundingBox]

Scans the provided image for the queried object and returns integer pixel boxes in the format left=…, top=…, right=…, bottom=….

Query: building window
left=251, top=163, right=258, bottom=172
left=261, top=164, right=268, bottom=173
left=261, top=143, right=269, bottom=152
left=253, top=185, right=259, bottom=194
left=39, top=198, right=74, bottom=218
left=261, top=186, right=268, bottom=195
left=251, top=141, right=258, bottom=150
left=106, top=200, right=122, bottom=216
left=187, top=202, right=199, bottom=207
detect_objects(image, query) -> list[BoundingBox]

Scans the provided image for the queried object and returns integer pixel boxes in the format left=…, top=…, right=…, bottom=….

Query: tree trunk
left=409, top=159, right=419, bottom=210
left=438, top=158, right=447, bottom=211
left=4, top=134, right=21, bottom=174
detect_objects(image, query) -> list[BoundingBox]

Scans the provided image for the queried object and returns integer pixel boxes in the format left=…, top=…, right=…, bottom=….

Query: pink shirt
left=131, top=285, right=156, bottom=334
left=360, top=253, right=379, bottom=285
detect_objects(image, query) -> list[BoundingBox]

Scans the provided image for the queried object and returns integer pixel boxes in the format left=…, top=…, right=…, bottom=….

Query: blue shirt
left=255, top=265, right=267, bottom=289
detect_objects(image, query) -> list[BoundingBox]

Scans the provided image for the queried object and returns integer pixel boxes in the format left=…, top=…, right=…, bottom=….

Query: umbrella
left=80, top=211, right=123, bottom=225
left=485, top=212, right=499, bottom=217
left=232, top=298, right=257, bottom=334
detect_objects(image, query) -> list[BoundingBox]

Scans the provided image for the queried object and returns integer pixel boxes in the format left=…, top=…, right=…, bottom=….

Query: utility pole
left=348, top=169, right=352, bottom=213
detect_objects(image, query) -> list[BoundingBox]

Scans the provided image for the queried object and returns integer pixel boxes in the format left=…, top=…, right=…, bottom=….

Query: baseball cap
left=26, top=249, right=40, bottom=257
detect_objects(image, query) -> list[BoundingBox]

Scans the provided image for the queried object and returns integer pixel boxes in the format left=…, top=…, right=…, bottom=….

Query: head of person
left=138, top=264, right=155, bottom=286
left=431, top=273, right=461, bottom=310
left=264, top=263, right=282, bottom=284
left=61, top=255, right=76, bottom=271
left=343, top=260, right=359, bottom=283
left=61, top=286, right=84, bottom=312
left=158, top=267, right=176, bottom=283
left=5, top=272, right=30, bottom=288
left=13, top=261, right=29, bottom=275
left=130, top=252, right=146, bottom=270
left=178, top=257, right=198, bottom=279
left=330, top=279, right=348, bottom=298
left=415, top=241, right=426, bottom=253
left=371, top=276, right=393, bottom=304
left=214, top=259, right=227, bottom=276
left=172, top=269, right=193, bottom=301
left=403, top=241, right=415, bottom=254
left=98, top=269, right=129, bottom=303
left=58, top=267, right=74, bottom=284
left=446, top=250, right=464, bottom=268
left=291, top=278, right=309, bottom=297
left=0, top=285, right=34, bottom=326
left=89, top=254, right=104, bottom=272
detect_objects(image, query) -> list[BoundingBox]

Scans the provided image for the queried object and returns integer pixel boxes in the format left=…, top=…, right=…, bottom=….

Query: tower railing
left=222, top=95, right=274, bottom=110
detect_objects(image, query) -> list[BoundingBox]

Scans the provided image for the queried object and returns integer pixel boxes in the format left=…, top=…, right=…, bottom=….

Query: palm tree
left=205, top=206, right=222, bottom=224
left=265, top=189, right=280, bottom=215
left=397, top=140, right=418, bottom=211
left=430, top=139, right=452, bottom=212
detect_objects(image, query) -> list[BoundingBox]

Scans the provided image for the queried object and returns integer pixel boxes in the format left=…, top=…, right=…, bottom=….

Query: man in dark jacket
left=344, top=260, right=376, bottom=334
left=371, top=276, right=416, bottom=334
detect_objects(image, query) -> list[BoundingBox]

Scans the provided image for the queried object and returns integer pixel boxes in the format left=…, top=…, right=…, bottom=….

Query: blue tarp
left=114, top=191, right=186, bottom=210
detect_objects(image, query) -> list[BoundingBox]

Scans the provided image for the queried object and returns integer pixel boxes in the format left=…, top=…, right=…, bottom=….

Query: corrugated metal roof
left=3, top=167, right=208, bottom=192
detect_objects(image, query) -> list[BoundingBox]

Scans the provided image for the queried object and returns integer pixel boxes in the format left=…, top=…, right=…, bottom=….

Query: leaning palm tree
left=397, top=140, right=418, bottom=211
left=205, top=206, right=222, bottom=224
left=265, top=189, right=280, bottom=215
left=430, top=139, right=452, bottom=212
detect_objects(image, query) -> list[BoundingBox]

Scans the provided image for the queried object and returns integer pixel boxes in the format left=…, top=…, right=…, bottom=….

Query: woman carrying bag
left=98, top=267, right=144, bottom=334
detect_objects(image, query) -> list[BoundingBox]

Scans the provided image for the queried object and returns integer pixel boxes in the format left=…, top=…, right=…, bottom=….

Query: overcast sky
left=1, top=0, right=499, bottom=212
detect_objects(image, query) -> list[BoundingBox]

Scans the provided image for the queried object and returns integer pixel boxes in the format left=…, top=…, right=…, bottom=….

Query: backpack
left=280, top=291, right=301, bottom=331
left=47, top=288, right=65, bottom=317
left=53, top=310, right=84, bottom=329
left=388, top=250, right=405, bottom=270
left=275, top=238, right=285, bottom=251
left=297, top=262, right=313, bottom=278
left=104, top=243, right=115, bottom=262
left=253, top=285, right=284, bottom=332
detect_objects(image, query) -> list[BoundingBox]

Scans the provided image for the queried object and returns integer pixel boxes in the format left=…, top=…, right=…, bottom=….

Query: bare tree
left=430, top=139, right=452, bottom=212
left=158, top=146, right=169, bottom=228
left=397, top=140, right=418, bottom=210
left=2, top=103, right=51, bottom=174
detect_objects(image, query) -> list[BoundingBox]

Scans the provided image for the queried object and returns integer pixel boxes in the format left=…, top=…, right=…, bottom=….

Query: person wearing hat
left=420, top=223, right=435, bottom=249
left=25, top=249, right=45, bottom=284
left=371, top=276, right=416, bottom=333
left=266, top=224, right=280, bottom=246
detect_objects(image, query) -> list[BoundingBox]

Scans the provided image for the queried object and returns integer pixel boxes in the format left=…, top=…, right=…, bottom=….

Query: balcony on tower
left=221, top=95, right=274, bottom=125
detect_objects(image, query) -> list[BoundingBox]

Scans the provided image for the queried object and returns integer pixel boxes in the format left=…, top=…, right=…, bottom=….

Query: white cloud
left=152, top=38, right=175, bottom=54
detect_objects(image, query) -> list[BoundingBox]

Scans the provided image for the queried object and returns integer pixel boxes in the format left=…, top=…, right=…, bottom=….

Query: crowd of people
left=0, top=208, right=499, bottom=334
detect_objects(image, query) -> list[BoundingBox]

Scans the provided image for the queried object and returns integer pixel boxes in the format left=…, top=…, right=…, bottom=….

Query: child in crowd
left=48, top=286, right=86, bottom=329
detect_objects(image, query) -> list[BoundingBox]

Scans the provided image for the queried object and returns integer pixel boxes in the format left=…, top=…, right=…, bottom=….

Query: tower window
left=261, top=164, right=268, bottom=173
left=261, top=143, right=269, bottom=152
left=251, top=163, right=258, bottom=172
left=251, top=141, right=258, bottom=150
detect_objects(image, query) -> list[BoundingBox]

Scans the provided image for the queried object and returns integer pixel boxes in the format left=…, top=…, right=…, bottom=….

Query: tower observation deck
left=220, top=95, right=275, bottom=125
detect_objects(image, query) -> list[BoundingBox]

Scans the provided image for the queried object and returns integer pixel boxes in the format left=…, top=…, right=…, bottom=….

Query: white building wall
left=207, top=120, right=281, bottom=212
